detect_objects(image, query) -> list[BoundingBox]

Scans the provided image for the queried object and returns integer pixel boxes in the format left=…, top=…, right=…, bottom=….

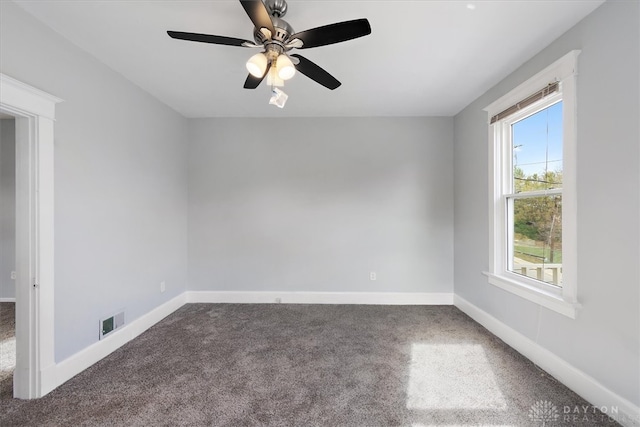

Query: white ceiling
left=14, top=0, right=603, bottom=118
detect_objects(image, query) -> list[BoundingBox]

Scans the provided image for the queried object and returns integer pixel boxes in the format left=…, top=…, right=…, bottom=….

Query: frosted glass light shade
left=276, top=55, right=296, bottom=80
left=246, top=53, right=268, bottom=78
left=266, top=67, right=284, bottom=87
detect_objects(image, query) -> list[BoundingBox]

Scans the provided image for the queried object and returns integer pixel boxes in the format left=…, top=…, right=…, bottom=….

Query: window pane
left=510, top=195, right=562, bottom=287
left=512, top=101, right=563, bottom=193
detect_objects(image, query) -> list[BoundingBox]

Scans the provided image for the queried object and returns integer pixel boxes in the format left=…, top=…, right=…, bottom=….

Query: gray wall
left=0, top=119, right=16, bottom=300
left=1, top=2, right=189, bottom=361
left=454, top=0, right=639, bottom=407
left=188, top=117, right=453, bottom=294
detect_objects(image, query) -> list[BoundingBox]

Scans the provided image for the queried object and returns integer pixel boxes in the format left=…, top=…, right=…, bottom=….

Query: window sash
left=505, top=193, right=563, bottom=286
left=502, top=98, right=564, bottom=290
left=504, top=188, right=562, bottom=199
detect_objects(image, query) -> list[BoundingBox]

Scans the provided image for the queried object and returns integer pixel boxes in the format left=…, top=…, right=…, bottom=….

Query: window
left=484, top=51, right=580, bottom=318
left=509, top=99, right=563, bottom=286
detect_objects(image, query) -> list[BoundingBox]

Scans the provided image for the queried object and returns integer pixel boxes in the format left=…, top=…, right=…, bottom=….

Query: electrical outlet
left=275, top=297, right=282, bottom=303
left=160, top=281, right=166, bottom=293
left=370, top=272, right=377, bottom=281
left=10, top=271, right=16, bottom=280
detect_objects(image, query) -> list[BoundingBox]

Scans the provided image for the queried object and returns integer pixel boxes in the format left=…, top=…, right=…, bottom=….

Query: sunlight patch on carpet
left=407, top=343, right=507, bottom=410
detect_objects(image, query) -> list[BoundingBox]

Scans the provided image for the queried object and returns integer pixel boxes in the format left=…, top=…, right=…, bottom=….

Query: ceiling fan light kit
left=246, top=52, right=268, bottom=78
left=266, top=67, right=285, bottom=88
left=167, top=0, right=371, bottom=107
left=275, top=54, right=296, bottom=80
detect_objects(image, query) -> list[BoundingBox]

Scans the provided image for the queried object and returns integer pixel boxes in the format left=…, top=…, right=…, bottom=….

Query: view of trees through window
left=509, top=101, right=563, bottom=286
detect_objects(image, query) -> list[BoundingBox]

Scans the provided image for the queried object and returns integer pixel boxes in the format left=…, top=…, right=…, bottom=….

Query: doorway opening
left=0, top=301, right=15, bottom=398
left=0, top=115, right=17, bottom=397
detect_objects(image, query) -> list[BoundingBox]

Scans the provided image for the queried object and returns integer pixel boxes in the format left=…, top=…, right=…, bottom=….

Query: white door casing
left=0, top=74, right=61, bottom=398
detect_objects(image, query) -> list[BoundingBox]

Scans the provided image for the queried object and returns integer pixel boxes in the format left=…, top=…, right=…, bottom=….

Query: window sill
left=482, top=271, right=580, bottom=319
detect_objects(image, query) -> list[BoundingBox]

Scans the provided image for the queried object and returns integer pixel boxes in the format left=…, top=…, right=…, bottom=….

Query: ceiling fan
left=167, top=0, right=371, bottom=92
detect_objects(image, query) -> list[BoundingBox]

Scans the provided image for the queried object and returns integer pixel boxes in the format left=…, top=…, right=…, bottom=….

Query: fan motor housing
left=254, top=16, right=294, bottom=46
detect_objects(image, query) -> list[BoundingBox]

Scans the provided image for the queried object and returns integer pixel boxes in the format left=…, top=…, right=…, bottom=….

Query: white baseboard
left=187, top=291, right=454, bottom=305
left=0, top=297, right=16, bottom=302
left=454, top=295, right=640, bottom=427
left=40, top=293, right=186, bottom=396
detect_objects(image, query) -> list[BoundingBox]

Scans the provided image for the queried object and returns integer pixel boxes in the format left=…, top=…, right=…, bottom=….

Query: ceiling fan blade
left=243, top=63, right=271, bottom=89
left=167, top=31, right=254, bottom=47
left=290, top=54, right=341, bottom=90
left=290, top=19, right=371, bottom=49
left=239, top=0, right=275, bottom=36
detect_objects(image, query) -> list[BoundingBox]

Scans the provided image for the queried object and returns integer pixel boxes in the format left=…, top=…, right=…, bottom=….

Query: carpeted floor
left=0, top=302, right=16, bottom=397
left=0, top=304, right=619, bottom=426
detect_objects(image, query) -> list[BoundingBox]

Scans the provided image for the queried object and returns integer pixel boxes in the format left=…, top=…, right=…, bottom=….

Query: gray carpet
left=0, top=304, right=618, bottom=426
left=0, top=302, right=16, bottom=394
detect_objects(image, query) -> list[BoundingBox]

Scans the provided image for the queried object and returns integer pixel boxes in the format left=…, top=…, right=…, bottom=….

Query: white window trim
left=483, top=50, right=580, bottom=319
